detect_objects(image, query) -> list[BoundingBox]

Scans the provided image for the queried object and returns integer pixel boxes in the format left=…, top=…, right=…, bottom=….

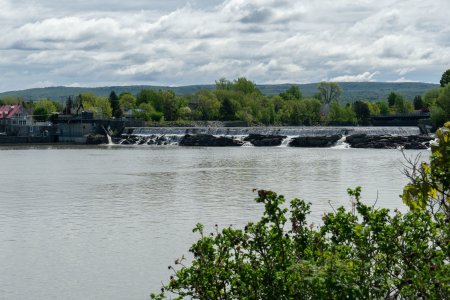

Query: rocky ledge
left=119, top=135, right=172, bottom=145
left=244, top=134, right=286, bottom=146
left=346, top=134, right=433, bottom=149
left=289, top=135, right=342, bottom=147
left=179, top=134, right=243, bottom=146
left=86, top=134, right=108, bottom=145
left=115, top=133, right=433, bottom=149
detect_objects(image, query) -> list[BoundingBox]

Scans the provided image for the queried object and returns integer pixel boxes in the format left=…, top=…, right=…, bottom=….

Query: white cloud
left=331, top=72, right=379, bottom=82
left=0, top=0, right=449, bottom=92
left=390, top=77, right=419, bottom=83
left=396, top=67, right=416, bottom=76
left=28, top=80, right=56, bottom=89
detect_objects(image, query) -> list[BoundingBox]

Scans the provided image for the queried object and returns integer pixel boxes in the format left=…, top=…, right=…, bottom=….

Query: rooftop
left=0, top=104, right=22, bottom=119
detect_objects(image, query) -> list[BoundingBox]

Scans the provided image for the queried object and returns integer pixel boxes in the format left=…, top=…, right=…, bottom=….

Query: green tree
left=387, top=92, right=413, bottom=114
left=231, top=77, right=261, bottom=95
left=133, top=103, right=162, bottom=121
left=317, top=82, right=342, bottom=104
left=257, top=97, right=277, bottom=125
left=33, top=107, right=50, bottom=122
left=413, top=95, right=424, bottom=110
left=388, top=92, right=400, bottom=107
left=327, top=102, right=357, bottom=125
left=216, top=90, right=239, bottom=121
left=402, top=122, right=450, bottom=212
left=375, top=101, right=390, bottom=115
left=220, top=97, right=238, bottom=120
left=281, top=98, right=321, bottom=125
left=178, top=106, right=192, bottom=120
left=109, top=91, right=122, bottom=118
left=137, top=89, right=164, bottom=111
left=393, top=95, right=413, bottom=114
left=235, top=107, right=254, bottom=124
left=81, top=93, right=112, bottom=118
left=215, top=78, right=232, bottom=90
left=431, top=84, right=450, bottom=126
left=119, top=93, right=137, bottom=112
left=352, top=100, right=371, bottom=125
left=279, top=85, right=302, bottom=101
left=440, top=69, right=450, bottom=87
left=366, top=101, right=380, bottom=116
left=162, top=90, right=178, bottom=121
left=301, top=98, right=322, bottom=125
left=79, top=92, right=96, bottom=108
left=423, top=88, right=441, bottom=109
left=195, top=91, right=220, bottom=120
left=32, top=98, right=58, bottom=122
left=0, top=96, right=24, bottom=105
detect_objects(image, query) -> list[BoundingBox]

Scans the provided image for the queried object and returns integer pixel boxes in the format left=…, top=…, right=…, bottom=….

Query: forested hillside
left=0, top=82, right=438, bottom=103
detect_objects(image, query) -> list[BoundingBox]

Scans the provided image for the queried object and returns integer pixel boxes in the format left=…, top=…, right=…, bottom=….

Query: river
left=0, top=145, right=427, bottom=299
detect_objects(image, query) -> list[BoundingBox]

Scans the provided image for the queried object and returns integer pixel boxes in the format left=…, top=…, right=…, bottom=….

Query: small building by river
left=57, top=111, right=97, bottom=143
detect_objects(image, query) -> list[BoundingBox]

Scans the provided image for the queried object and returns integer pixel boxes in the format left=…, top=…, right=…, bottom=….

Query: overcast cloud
left=0, top=0, right=448, bottom=92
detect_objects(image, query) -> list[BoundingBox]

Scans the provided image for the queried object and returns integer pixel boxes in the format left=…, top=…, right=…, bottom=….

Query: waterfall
left=102, top=126, right=114, bottom=145
left=242, top=141, right=254, bottom=147
left=331, top=136, right=350, bottom=149
left=106, top=133, right=113, bottom=145
left=279, top=136, right=294, bottom=147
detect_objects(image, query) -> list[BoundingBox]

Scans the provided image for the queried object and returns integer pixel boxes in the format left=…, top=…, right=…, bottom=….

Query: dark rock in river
left=180, top=134, right=243, bottom=147
left=86, top=134, right=108, bottom=145
left=346, top=134, right=432, bottom=149
left=244, top=134, right=286, bottom=146
left=289, top=135, right=342, bottom=147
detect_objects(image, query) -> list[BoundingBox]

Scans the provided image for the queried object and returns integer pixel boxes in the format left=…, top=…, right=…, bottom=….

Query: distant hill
left=0, top=82, right=439, bottom=104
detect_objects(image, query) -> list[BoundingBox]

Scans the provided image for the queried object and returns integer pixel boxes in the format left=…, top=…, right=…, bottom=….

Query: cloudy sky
left=0, top=0, right=449, bottom=92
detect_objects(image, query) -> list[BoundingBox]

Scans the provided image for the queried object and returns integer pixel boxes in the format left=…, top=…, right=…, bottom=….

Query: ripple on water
left=0, top=146, right=427, bottom=300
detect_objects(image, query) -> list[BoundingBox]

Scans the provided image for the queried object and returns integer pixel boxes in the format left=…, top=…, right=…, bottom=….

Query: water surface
left=0, top=146, right=426, bottom=299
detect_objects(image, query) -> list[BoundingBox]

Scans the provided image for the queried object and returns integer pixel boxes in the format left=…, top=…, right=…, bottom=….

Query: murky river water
left=0, top=145, right=426, bottom=299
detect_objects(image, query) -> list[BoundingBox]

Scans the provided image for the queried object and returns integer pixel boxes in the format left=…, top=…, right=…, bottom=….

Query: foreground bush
left=151, top=125, right=450, bottom=299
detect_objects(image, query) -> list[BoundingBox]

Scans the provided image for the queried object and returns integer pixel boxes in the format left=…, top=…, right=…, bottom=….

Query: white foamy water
left=0, top=146, right=427, bottom=300
left=124, top=126, right=421, bottom=138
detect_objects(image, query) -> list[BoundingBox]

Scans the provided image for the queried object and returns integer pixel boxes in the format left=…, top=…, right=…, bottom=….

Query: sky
left=0, top=0, right=449, bottom=92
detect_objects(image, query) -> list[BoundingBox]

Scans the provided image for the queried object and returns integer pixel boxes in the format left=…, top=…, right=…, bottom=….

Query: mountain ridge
left=0, top=82, right=439, bottom=103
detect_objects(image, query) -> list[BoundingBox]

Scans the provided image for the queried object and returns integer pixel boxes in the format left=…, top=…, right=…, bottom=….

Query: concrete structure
left=57, top=111, right=96, bottom=143
left=371, top=112, right=431, bottom=127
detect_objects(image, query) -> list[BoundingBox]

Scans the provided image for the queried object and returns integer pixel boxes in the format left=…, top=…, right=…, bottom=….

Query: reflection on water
left=0, top=146, right=426, bottom=300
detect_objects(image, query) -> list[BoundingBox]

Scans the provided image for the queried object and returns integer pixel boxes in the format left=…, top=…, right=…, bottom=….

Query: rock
left=86, top=134, right=108, bottom=144
left=289, top=135, right=342, bottom=147
left=345, top=134, right=368, bottom=145
left=244, top=134, right=286, bottom=146
left=346, top=134, right=433, bottom=149
left=111, top=137, right=122, bottom=144
left=180, top=134, right=243, bottom=146
left=120, top=139, right=132, bottom=145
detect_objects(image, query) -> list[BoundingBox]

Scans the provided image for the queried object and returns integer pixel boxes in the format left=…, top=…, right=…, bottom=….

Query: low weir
left=123, top=126, right=420, bottom=137
left=115, top=126, right=431, bottom=149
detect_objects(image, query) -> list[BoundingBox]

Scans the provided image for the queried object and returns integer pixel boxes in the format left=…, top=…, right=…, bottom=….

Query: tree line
left=1, top=69, right=449, bottom=127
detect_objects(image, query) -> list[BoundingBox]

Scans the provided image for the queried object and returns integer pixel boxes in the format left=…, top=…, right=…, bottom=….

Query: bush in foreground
left=151, top=124, right=450, bottom=300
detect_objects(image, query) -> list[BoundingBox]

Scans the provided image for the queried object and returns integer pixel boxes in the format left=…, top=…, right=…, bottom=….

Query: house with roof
left=0, top=104, right=57, bottom=141
left=0, top=104, right=28, bottom=125
left=0, top=104, right=30, bottom=132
